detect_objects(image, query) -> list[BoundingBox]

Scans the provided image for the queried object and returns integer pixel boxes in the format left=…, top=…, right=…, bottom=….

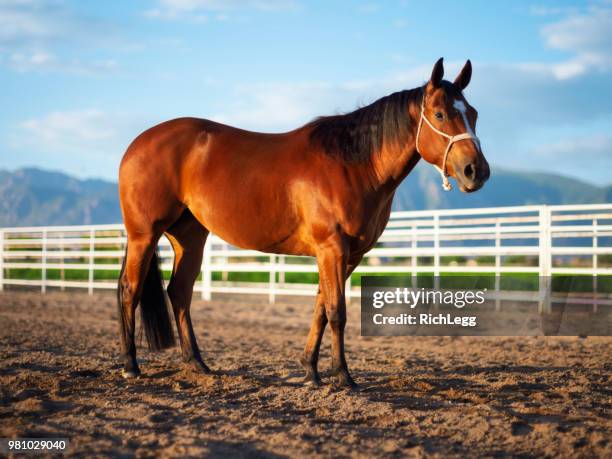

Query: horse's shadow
left=357, top=363, right=596, bottom=433
left=204, top=439, right=288, bottom=459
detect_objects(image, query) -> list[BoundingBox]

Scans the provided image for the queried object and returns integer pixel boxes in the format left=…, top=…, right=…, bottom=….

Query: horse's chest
left=347, top=211, right=390, bottom=256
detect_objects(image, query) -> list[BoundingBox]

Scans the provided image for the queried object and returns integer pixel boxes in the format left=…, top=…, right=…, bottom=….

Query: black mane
left=308, top=88, right=419, bottom=162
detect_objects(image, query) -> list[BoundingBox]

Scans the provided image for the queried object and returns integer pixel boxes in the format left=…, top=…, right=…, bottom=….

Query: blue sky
left=0, top=0, right=611, bottom=185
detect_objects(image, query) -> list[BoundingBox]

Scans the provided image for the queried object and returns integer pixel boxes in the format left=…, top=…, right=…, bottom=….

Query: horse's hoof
left=188, top=359, right=212, bottom=374
left=303, top=374, right=322, bottom=388
left=335, top=380, right=359, bottom=391
left=121, top=367, right=141, bottom=379
left=332, top=371, right=358, bottom=390
left=299, top=357, right=322, bottom=388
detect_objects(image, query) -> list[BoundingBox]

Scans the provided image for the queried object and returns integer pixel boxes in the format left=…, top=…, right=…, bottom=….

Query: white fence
left=0, top=204, right=610, bottom=302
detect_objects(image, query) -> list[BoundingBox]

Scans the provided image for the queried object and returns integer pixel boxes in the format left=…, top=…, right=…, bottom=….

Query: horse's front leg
left=316, top=235, right=356, bottom=389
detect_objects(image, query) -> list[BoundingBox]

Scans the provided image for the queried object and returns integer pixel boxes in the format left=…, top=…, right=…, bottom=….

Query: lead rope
left=415, top=90, right=480, bottom=192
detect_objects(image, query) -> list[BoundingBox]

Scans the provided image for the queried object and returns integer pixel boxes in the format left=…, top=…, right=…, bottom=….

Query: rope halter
left=415, top=90, right=481, bottom=191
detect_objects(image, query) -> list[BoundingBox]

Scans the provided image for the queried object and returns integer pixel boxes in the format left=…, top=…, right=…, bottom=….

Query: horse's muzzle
left=455, top=156, right=490, bottom=193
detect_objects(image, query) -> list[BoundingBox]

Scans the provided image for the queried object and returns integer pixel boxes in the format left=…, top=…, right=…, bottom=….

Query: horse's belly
left=185, top=185, right=309, bottom=254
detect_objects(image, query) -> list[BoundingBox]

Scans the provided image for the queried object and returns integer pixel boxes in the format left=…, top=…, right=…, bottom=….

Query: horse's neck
left=370, top=137, right=421, bottom=194
left=368, top=94, right=422, bottom=192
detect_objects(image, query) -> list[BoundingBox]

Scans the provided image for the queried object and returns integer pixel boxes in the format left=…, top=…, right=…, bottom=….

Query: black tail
left=117, top=246, right=175, bottom=352
left=140, top=250, right=176, bottom=351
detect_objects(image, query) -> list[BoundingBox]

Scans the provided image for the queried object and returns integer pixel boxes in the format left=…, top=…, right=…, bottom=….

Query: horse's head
left=416, top=58, right=490, bottom=193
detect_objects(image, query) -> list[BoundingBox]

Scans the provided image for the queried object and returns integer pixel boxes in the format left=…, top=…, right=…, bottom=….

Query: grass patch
left=3, top=268, right=610, bottom=294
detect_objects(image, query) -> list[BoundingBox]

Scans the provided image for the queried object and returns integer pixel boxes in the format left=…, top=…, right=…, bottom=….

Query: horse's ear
left=428, top=57, right=444, bottom=89
left=454, top=59, right=472, bottom=90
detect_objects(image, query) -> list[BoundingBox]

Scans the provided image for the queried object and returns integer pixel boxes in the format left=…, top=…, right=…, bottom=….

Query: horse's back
left=120, top=116, right=309, bottom=171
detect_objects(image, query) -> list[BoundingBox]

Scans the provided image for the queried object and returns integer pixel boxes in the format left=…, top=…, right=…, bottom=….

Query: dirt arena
left=0, top=291, right=610, bottom=458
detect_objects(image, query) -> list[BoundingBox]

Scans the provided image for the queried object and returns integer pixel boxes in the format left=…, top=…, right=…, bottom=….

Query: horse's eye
left=435, top=112, right=444, bottom=121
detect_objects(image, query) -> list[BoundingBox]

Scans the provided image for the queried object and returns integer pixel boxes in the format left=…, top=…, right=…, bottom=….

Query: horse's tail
left=117, top=245, right=175, bottom=351
left=140, top=250, right=176, bottom=351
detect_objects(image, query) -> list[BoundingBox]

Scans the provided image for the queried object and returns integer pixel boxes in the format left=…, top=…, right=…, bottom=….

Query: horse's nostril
left=464, top=163, right=475, bottom=180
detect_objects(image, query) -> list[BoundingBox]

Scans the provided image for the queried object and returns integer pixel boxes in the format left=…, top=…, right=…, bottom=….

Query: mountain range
left=0, top=166, right=610, bottom=227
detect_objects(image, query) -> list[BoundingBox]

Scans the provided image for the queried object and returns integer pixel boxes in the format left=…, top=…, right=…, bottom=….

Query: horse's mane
left=308, top=87, right=419, bottom=163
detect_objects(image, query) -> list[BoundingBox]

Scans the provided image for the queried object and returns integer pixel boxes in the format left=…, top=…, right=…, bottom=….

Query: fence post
left=202, top=237, right=212, bottom=301
left=88, top=228, right=95, bottom=295
left=0, top=229, right=4, bottom=292
left=411, top=223, right=417, bottom=288
left=593, top=218, right=598, bottom=313
left=269, top=255, right=276, bottom=304
left=433, top=214, right=440, bottom=304
left=279, top=255, right=285, bottom=285
left=538, top=206, right=551, bottom=313
left=433, top=214, right=440, bottom=276
left=41, top=229, right=47, bottom=294
left=495, top=221, right=501, bottom=311
left=60, top=233, right=65, bottom=291
left=221, top=241, right=229, bottom=282
left=345, top=275, right=351, bottom=305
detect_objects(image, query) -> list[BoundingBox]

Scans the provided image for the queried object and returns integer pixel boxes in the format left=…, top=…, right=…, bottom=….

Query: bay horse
left=117, top=58, right=489, bottom=387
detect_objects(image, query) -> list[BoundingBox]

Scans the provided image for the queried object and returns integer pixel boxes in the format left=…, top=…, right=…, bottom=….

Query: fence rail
left=1, top=204, right=610, bottom=302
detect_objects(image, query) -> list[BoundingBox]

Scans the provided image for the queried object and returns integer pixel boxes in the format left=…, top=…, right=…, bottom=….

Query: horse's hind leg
left=118, top=233, right=161, bottom=378
left=165, top=210, right=211, bottom=374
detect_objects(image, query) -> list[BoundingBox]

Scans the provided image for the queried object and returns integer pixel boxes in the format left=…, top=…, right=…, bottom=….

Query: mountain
left=0, top=166, right=609, bottom=227
left=391, top=163, right=611, bottom=211
left=0, top=168, right=119, bottom=227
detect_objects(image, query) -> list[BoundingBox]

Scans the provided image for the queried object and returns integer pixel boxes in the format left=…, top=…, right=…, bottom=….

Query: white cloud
left=528, top=5, right=579, bottom=17
left=15, top=108, right=147, bottom=163
left=209, top=64, right=434, bottom=131
left=392, top=18, right=408, bottom=29
left=530, top=133, right=612, bottom=157
left=146, top=0, right=299, bottom=20
left=0, top=0, right=61, bottom=43
left=211, top=82, right=343, bottom=130
left=0, top=0, right=129, bottom=74
left=0, top=0, right=88, bottom=45
left=10, top=108, right=164, bottom=179
left=11, top=50, right=55, bottom=66
left=357, top=3, right=380, bottom=14
left=541, top=6, right=612, bottom=79
left=7, top=50, right=118, bottom=74
left=161, top=0, right=298, bottom=11
left=522, top=133, right=612, bottom=184
left=20, top=109, right=117, bottom=153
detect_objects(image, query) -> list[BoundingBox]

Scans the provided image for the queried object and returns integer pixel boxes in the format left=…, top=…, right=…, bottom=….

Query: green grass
left=4, top=268, right=610, bottom=294
left=4, top=268, right=317, bottom=284
left=356, top=272, right=612, bottom=293
left=6, top=268, right=121, bottom=281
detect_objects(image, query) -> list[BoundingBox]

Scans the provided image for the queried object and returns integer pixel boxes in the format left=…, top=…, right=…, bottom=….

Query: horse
left=117, top=58, right=490, bottom=387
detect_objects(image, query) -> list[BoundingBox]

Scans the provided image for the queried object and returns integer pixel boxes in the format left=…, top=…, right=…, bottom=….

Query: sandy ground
left=0, top=290, right=610, bottom=458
